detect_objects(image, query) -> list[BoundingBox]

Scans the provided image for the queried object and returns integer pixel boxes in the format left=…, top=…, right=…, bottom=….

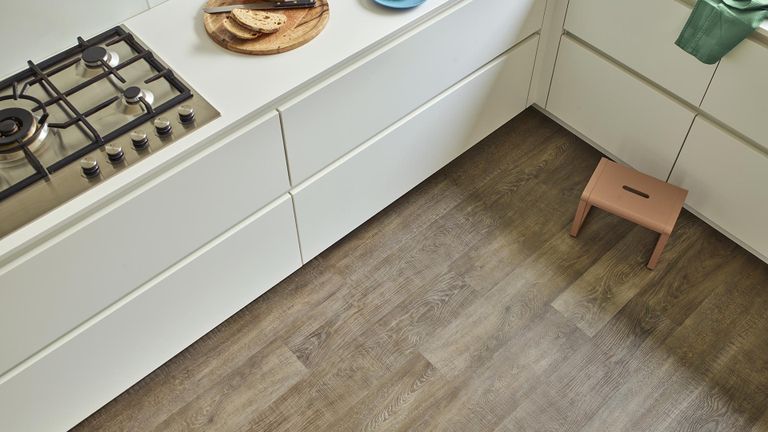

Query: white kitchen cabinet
left=279, top=0, right=545, bottom=185
left=546, top=36, right=695, bottom=180
left=0, top=112, right=289, bottom=376
left=670, top=118, right=768, bottom=260
left=564, top=0, right=715, bottom=105
left=292, top=37, right=539, bottom=262
left=0, top=195, right=301, bottom=432
left=700, top=38, right=768, bottom=152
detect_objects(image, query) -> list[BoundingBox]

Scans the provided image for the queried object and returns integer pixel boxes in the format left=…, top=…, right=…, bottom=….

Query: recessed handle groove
left=622, top=185, right=650, bottom=199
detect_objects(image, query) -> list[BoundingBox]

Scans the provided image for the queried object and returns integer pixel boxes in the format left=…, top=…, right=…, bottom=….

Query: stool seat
left=570, top=158, right=688, bottom=269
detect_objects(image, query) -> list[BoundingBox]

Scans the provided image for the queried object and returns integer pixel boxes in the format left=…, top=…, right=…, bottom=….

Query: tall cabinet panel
left=670, top=118, right=768, bottom=260
left=564, top=0, right=715, bottom=105
left=547, top=37, right=695, bottom=180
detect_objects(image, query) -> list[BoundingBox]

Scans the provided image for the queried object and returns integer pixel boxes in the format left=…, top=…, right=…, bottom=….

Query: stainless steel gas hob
left=0, top=26, right=220, bottom=239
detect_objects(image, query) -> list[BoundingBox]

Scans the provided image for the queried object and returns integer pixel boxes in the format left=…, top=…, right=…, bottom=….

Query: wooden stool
left=570, top=158, right=688, bottom=269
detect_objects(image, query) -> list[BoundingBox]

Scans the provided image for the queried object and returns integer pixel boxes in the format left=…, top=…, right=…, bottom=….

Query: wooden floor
left=73, top=108, right=768, bottom=432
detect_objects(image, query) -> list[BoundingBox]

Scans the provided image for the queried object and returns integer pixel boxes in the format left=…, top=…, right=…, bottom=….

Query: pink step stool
left=570, top=158, right=688, bottom=270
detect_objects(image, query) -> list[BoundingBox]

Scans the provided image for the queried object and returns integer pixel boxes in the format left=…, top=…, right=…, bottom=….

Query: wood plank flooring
left=72, top=108, right=768, bottom=432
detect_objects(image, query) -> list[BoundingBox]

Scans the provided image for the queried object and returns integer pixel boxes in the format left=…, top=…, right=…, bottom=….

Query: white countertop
left=0, top=0, right=459, bottom=262
left=128, top=0, right=459, bottom=120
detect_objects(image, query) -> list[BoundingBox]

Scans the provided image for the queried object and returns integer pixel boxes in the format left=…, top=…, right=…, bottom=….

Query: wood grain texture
left=204, top=0, right=329, bottom=55
left=421, top=307, right=589, bottom=432
left=152, top=340, right=306, bottom=432
left=750, top=410, right=768, bottom=432
left=72, top=109, right=768, bottom=432
left=323, top=353, right=440, bottom=432
left=551, top=225, right=659, bottom=337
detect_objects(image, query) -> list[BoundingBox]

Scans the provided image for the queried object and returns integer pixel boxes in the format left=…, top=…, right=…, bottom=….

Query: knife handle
left=203, top=1, right=316, bottom=14
left=272, top=0, right=316, bottom=7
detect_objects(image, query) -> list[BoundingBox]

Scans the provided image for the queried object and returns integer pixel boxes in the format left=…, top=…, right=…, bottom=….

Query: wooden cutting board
left=204, top=0, right=329, bottom=55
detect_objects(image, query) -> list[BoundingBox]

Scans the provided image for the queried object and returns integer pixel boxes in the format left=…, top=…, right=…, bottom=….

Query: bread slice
left=231, top=9, right=287, bottom=34
left=223, top=16, right=262, bottom=40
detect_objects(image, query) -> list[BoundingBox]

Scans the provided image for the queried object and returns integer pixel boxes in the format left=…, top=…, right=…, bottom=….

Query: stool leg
left=648, top=233, right=670, bottom=270
left=570, top=199, right=591, bottom=237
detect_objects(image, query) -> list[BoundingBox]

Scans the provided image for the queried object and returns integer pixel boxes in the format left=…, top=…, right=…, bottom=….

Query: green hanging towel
left=676, top=0, right=768, bottom=64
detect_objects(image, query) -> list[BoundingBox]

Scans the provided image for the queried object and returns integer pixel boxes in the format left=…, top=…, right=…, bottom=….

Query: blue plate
left=373, top=0, right=426, bottom=9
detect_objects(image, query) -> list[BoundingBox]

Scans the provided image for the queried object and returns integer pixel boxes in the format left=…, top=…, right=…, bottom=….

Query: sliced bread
left=231, top=9, right=287, bottom=34
left=223, top=16, right=262, bottom=40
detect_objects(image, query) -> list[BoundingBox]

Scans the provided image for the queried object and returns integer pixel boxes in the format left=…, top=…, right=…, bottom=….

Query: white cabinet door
left=700, top=38, right=768, bottom=153
left=670, top=118, right=768, bottom=261
left=293, top=37, right=539, bottom=262
left=547, top=36, right=695, bottom=180
left=0, top=112, right=289, bottom=376
left=279, top=0, right=545, bottom=184
left=565, top=0, right=715, bottom=105
left=0, top=195, right=302, bottom=432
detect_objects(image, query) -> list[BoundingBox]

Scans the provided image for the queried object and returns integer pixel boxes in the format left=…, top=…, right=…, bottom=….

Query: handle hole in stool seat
left=622, top=185, right=650, bottom=199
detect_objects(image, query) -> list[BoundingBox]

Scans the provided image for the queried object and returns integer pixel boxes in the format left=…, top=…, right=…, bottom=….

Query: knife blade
left=203, top=0, right=316, bottom=13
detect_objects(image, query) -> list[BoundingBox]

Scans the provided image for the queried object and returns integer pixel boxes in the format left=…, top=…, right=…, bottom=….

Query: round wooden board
left=204, top=0, right=329, bottom=55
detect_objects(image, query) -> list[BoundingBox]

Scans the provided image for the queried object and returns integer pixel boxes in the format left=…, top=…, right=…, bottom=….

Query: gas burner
left=76, top=45, right=120, bottom=79
left=118, top=86, right=154, bottom=114
left=123, top=86, right=153, bottom=105
left=82, top=46, right=119, bottom=69
left=0, top=108, right=35, bottom=144
left=0, top=106, right=48, bottom=163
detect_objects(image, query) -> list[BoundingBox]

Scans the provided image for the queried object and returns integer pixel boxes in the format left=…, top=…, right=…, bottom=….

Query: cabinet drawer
left=669, top=118, right=768, bottom=260
left=293, top=37, right=538, bottom=261
left=564, top=0, right=715, bottom=104
left=700, top=38, right=768, bottom=152
left=0, top=195, right=302, bottom=432
left=279, top=0, right=545, bottom=185
left=0, top=112, right=289, bottom=376
left=547, top=36, right=695, bottom=180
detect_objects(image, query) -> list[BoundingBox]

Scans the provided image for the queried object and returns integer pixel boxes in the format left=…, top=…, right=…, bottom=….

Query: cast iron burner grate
left=0, top=26, right=193, bottom=203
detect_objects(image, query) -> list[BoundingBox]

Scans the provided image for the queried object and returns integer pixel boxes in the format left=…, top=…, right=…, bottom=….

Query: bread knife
left=204, top=0, right=316, bottom=13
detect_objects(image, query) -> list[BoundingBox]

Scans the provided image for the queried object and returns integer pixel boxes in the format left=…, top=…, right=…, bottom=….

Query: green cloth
left=676, top=0, right=768, bottom=64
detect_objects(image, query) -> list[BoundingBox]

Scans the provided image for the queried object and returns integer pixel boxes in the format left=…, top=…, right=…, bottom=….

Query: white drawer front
left=279, top=0, right=545, bottom=185
left=293, top=37, right=539, bottom=262
left=564, top=0, right=715, bottom=105
left=0, top=112, right=289, bottom=376
left=700, top=38, right=768, bottom=152
left=547, top=37, right=695, bottom=180
left=0, top=195, right=302, bottom=432
left=670, top=118, right=768, bottom=260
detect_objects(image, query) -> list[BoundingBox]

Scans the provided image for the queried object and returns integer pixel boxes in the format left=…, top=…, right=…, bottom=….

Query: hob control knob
left=105, top=144, right=125, bottom=163
left=80, top=157, right=100, bottom=178
left=154, top=118, right=172, bottom=136
left=178, top=105, right=195, bottom=124
left=130, top=130, right=149, bottom=150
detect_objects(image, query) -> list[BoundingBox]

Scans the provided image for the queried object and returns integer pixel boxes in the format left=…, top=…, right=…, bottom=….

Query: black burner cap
left=82, top=46, right=108, bottom=66
left=0, top=107, right=35, bottom=146
left=123, top=86, right=142, bottom=101
left=0, top=119, right=18, bottom=137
